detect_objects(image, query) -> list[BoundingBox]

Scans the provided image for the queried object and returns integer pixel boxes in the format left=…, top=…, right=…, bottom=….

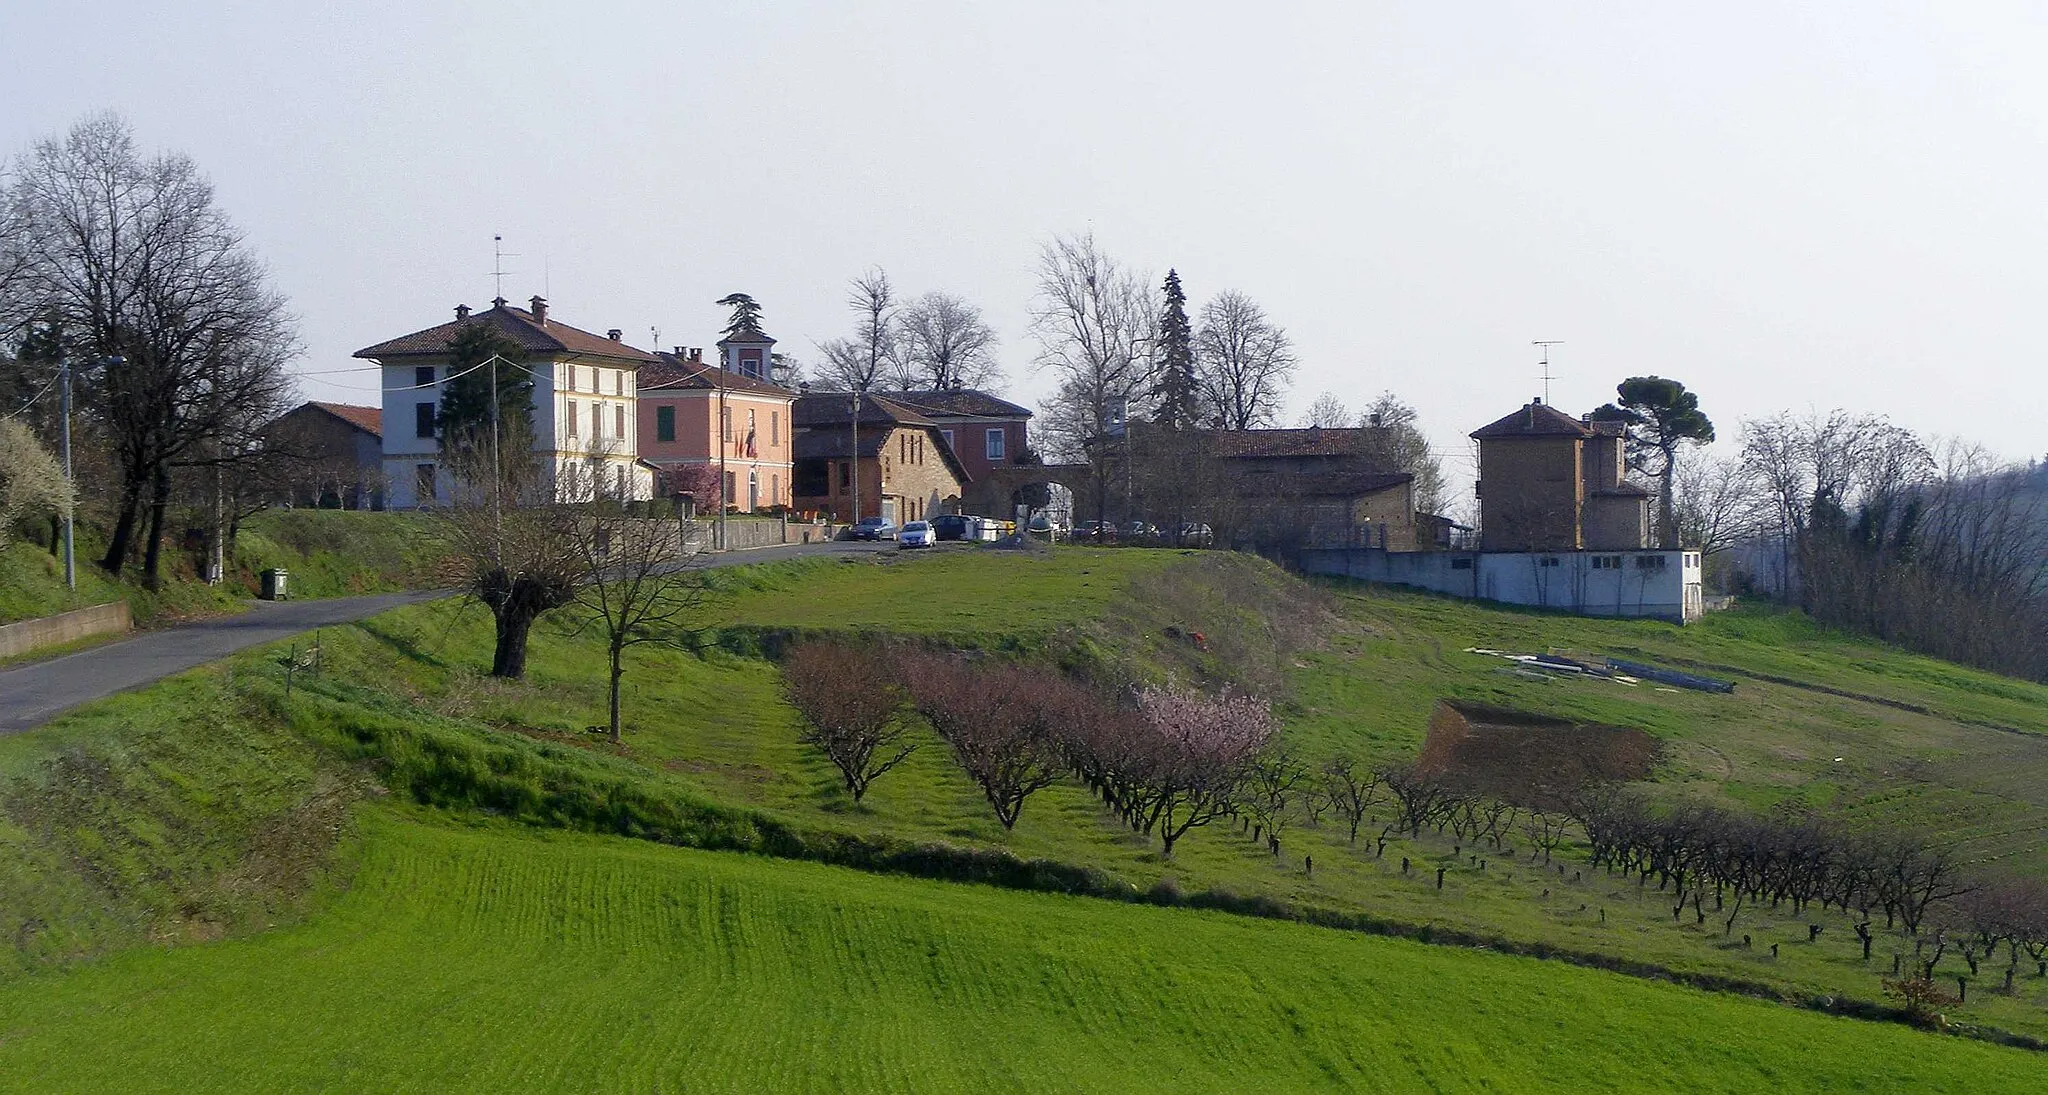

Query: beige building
left=1471, top=400, right=1651, bottom=552
left=791, top=393, right=970, bottom=524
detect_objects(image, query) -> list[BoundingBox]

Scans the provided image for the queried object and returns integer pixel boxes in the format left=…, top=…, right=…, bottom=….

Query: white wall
left=1300, top=548, right=1705, bottom=622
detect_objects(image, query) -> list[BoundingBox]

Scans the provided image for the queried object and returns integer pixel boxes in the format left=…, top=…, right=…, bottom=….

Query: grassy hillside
left=0, top=509, right=434, bottom=628
left=0, top=808, right=2036, bottom=1094
left=6, top=544, right=2048, bottom=1079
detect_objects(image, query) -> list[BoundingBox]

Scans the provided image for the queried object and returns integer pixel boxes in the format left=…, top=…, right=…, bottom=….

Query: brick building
left=637, top=348, right=796, bottom=512
left=264, top=401, right=385, bottom=509
left=791, top=393, right=970, bottom=524
left=1471, top=399, right=1651, bottom=552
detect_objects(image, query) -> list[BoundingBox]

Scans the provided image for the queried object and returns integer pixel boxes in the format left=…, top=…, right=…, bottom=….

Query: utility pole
left=489, top=353, right=502, bottom=563
left=59, top=354, right=74, bottom=590
left=1533, top=341, right=1564, bottom=404
left=849, top=387, right=862, bottom=525
left=718, top=370, right=730, bottom=550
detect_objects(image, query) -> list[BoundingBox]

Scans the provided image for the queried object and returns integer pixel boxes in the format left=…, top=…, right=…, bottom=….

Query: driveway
left=0, top=539, right=893, bottom=735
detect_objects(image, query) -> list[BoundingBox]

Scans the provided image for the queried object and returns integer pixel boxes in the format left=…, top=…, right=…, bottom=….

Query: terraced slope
left=0, top=809, right=2037, bottom=1094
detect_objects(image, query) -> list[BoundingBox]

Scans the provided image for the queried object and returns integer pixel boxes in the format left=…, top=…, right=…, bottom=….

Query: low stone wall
left=0, top=601, right=132, bottom=659
left=705, top=517, right=839, bottom=550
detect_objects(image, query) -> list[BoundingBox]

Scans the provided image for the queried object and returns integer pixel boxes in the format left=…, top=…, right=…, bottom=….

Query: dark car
left=931, top=514, right=970, bottom=541
left=850, top=517, right=899, bottom=541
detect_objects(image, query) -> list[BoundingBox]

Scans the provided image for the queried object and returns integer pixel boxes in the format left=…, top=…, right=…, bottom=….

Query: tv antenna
left=491, top=235, right=519, bottom=302
left=1532, top=340, right=1565, bottom=403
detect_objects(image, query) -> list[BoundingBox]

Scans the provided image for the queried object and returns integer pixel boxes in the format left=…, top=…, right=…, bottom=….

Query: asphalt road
left=0, top=539, right=894, bottom=736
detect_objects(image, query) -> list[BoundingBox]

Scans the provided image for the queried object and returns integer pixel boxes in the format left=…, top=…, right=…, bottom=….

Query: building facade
left=868, top=390, right=1031, bottom=485
left=264, top=401, right=385, bottom=509
left=355, top=297, right=656, bottom=508
left=791, top=393, right=970, bottom=523
left=1471, top=399, right=1652, bottom=552
left=638, top=348, right=797, bottom=512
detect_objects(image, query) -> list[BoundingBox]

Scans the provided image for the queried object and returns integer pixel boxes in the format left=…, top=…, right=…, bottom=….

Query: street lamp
left=60, top=354, right=122, bottom=590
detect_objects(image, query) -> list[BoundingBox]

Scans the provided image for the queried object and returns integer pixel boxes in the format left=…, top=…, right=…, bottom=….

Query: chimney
left=529, top=296, right=548, bottom=324
left=454, top=304, right=471, bottom=321
left=607, top=328, right=622, bottom=342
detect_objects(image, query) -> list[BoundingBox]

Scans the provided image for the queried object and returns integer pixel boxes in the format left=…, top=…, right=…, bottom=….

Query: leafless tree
left=1671, top=446, right=1765, bottom=564
left=1031, top=233, right=1156, bottom=458
left=4, top=113, right=297, bottom=586
left=430, top=444, right=584, bottom=680
left=782, top=640, right=916, bottom=804
left=1320, top=755, right=1382, bottom=843
left=563, top=482, right=719, bottom=744
left=1194, top=290, right=1294, bottom=430
left=894, top=291, right=1000, bottom=391
left=1299, top=392, right=1350, bottom=429
left=1355, top=392, right=1447, bottom=515
left=812, top=268, right=899, bottom=391
left=902, top=654, right=1067, bottom=829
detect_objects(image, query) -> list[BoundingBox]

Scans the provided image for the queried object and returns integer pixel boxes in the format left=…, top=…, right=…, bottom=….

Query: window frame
left=985, top=427, right=1005, bottom=461
left=415, top=401, right=435, bottom=439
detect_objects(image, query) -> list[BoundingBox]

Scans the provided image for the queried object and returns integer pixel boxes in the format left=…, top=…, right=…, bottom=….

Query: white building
left=1298, top=546, right=1705, bottom=622
left=355, top=296, right=657, bottom=507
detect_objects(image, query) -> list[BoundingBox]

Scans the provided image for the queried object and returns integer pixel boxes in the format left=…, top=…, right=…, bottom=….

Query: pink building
left=637, top=348, right=797, bottom=512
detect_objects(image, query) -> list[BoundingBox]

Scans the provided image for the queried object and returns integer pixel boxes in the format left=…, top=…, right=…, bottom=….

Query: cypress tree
left=1152, top=269, right=1200, bottom=428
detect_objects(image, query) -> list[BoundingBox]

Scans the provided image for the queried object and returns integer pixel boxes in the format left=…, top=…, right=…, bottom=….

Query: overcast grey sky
left=6, top=2, right=2044, bottom=481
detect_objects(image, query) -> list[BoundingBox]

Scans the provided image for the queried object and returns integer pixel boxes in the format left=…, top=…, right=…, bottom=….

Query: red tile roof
left=869, top=390, right=1032, bottom=420
left=353, top=301, right=659, bottom=365
left=306, top=401, right=382, bottom=438
left=1204, top=425, right=1378, bottom=458
left=1469, top=401, right=1595, bottom=440
left=640, top=353, right=797, bottom=398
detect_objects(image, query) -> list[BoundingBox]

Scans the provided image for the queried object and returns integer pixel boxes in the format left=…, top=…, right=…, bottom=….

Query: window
left=1636, top=555, right=1668, bottom=570
left=838, top=461, right=850, bottom=489
left=415, top=402, right=436, bottom=439
left=616, top=404, right=626, bottom=438
left=771, top=411, right=780, bottom=445
left=414, top=366, right=434, bottom=387
left=899, top=435, right=907, bottom=462
left=941, top=428, right=954, bottom=450
left=1539, top=556, right=1561, bottom=568
left=589, top=366, right=598, bottom=391
left=748, top=408, right=756, bottom=434
left=722, top=406, right=732, bottom=443
left=1450, top=557, right=1474, bottom=570
left=616, top=466, right=627, bottom=499
left=770, top=473, right=779, bottom=505
left=415, top=463, right=436, bottom=503
left=1592, top=556, right=1622, bottom=570
left=724, top=470, right=736, bottom=504
left=591, top=401, right=603, bottom=439
left=655, top=405, right=675, bottom=442
left=614, top=370, right=623, bottom=396
left=567, top=399, right=579, bottom=438
left=985, top=427, right=1005, bottom=461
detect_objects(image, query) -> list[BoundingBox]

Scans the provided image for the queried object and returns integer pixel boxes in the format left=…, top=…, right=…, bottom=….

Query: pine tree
left=717, top=293, right=765, bottom=336
left=436, top=324, right=534, bottom=484
left=1152, top=269, right=1200, bottom=428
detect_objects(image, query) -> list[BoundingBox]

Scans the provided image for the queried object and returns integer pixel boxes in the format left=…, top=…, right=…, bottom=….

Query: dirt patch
left=1415, top=699, right=1660, bottom=808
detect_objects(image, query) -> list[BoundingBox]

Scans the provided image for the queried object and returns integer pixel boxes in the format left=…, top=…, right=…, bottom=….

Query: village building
left=790, top=393, right=970, bottom=524
left=1299, top=398, right=1703, bottom=622
left=263, top=401, right=385, bottom=509
left=355, top=297, right=658, bottom=507
left=637, top=347, right=797, bottom=512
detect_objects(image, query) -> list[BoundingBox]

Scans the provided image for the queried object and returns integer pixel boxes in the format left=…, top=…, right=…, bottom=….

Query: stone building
left=1471, top=399, right=1651, bottom=552
left=790, top=393, right=970, bottom=524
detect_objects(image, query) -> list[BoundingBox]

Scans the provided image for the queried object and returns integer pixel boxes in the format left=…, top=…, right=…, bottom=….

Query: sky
left=5, top=1, right=2045, bottom=490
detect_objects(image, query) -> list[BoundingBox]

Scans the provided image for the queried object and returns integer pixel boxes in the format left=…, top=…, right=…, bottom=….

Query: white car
left=898, top=520, right=935, bottom=548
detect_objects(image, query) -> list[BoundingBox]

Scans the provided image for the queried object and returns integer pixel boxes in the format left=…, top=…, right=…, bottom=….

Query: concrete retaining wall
left=1300, top=547, right=1704, bottom=622
left=0, top=601, right=132, bottom=659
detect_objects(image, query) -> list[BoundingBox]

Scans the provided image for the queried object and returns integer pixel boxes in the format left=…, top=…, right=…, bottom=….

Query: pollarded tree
left=1592, top=377, right=1715, bottom=548
left=783, top=640, right=916, bottom=804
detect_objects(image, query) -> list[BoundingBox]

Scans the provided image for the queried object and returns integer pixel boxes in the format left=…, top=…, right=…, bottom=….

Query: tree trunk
left=100, top=471, right=147, bottom=575
left=141, top=463, right=171, bottom=591
left=491, top=605, right=538, bottom=678
left=1659, top=446, right=1678, bottom=549
left=608, top=643, right=624, bottom=744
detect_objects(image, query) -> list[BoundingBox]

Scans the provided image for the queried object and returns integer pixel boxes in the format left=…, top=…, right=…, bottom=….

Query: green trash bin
left=260, top=568, right=289, bottom=601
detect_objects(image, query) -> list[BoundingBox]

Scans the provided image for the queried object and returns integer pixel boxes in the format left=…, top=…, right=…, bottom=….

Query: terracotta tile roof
left=716, top=329, right=777, bottom=345
left=1204, top=425, right=1378, bottom=458
left=640, top=353, right=796, bottom=398
left=306, top=401, right=383, bottom=438
left=353, top=301, right=659, bottom=365
left=1469, top=401, right=1595, bottom=440
left=869, top=389, right=1032, bottom=420
left=791, top=392, right=937, bottom=430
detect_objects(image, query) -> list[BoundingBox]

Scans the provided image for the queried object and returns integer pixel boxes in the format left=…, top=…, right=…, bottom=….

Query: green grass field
left=1, top=808, right=2037, bottom=1094
left=6, top=544, right=2048, bottom=1087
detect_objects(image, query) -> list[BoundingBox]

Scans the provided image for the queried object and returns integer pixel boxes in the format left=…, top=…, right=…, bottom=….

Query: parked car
left=1177, top=522, right=1214, bottom=547
left=850, top=517, right=898, bottom=541
left=1123, top=520, right=1161, bottom=543
left=898, top=520, right=935, bottom=549
left=1076, top=520, right=1118, bottom=544
left=931, top=514, right=970, bottom=541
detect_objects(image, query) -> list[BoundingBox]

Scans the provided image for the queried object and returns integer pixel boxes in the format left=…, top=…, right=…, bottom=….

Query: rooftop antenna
left=490, top=235, right=519, bottom=303
left=1532, top=340, right=1565, bottom=403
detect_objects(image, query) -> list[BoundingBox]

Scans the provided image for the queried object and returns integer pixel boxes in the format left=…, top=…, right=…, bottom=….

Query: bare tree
left=1194, top=290, right=1294, bottom=430
left=564, top=482, right=719, bottom=744
left=1300, top=392, right=1350, bottom=429
left=430, top=445, right=582, bottom=679
left=1355, top=392, right=1447, bottom=515
left=1031, top=233, right=1157, bottom=460
left=1671, top=446, right=1765, bottom=563
left=902, top=654, right=1067, bottom=829
left=812, top=268, right=898, bottom=392
left=782, top=640, right=916, bottom=804
left=5, top=114, right=297, bottom=586
left=1321, top=755, right=1382, bottom=844
left=895, top=291, right=999, bottom=391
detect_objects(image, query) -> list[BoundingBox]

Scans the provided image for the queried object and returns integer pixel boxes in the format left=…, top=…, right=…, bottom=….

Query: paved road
left=0, top=539, right=894, bottom=735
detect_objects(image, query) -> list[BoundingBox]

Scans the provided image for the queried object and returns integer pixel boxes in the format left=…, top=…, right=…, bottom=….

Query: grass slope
left=0, top=808, right=2037, bottom=1094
